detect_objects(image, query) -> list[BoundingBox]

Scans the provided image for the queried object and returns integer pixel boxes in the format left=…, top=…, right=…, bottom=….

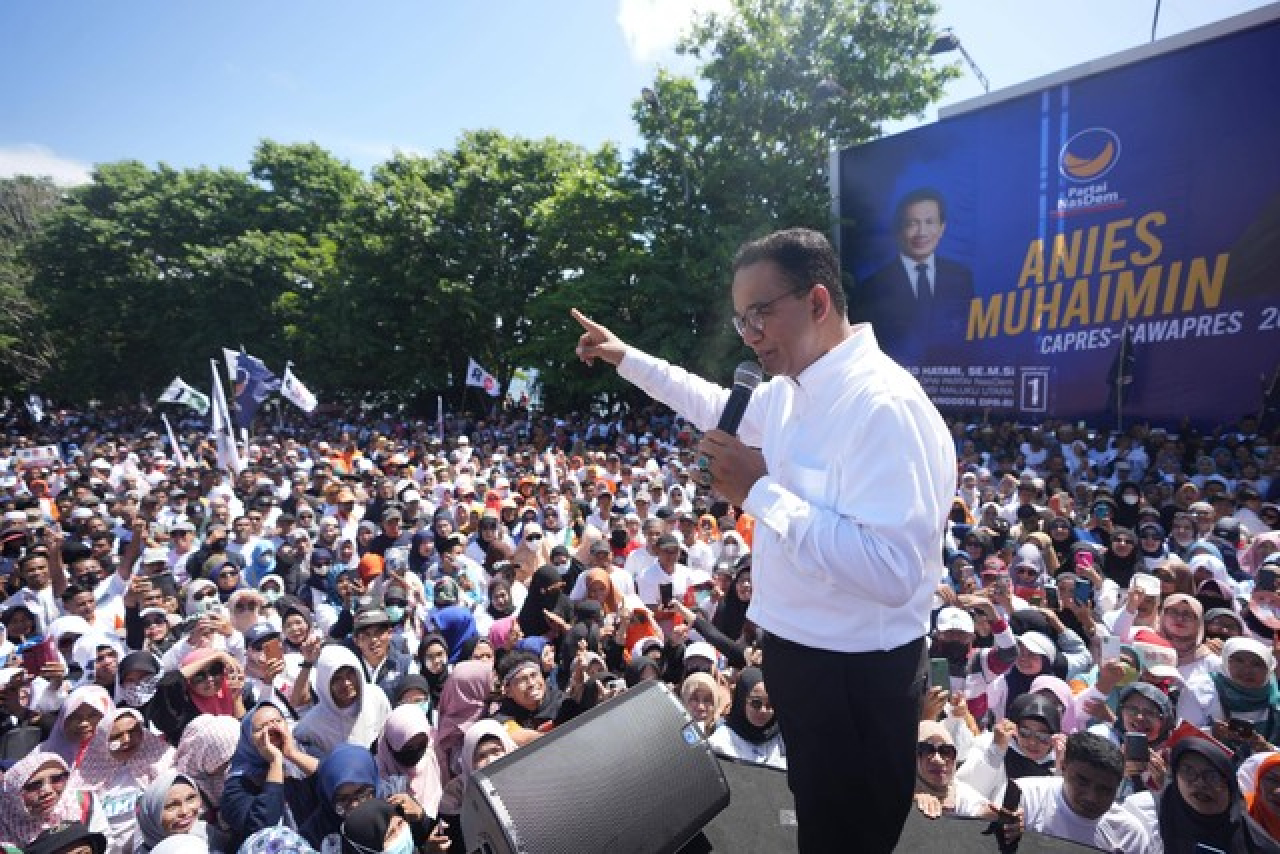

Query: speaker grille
left=463, top=680, right=730, bottom=854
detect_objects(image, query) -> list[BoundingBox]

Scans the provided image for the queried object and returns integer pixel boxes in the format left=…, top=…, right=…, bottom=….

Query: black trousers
left=763, top=633, right=926, bottom=854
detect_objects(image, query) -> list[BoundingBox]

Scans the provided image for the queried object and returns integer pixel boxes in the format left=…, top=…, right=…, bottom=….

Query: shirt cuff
left=742, top=476, right=793, bottom=537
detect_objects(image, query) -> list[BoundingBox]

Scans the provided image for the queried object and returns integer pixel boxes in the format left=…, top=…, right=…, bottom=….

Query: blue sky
left=0, top=0, right=1272, bottom=184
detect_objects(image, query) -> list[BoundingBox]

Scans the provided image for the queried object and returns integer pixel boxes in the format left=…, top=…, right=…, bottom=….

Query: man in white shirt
left=571, top=227, right=955, bottom=853
left=622, top=518, right=663, bottom=579
left=635, top=534, right=694, bottom=608
left=1013, top=732, right=1152, bottom=853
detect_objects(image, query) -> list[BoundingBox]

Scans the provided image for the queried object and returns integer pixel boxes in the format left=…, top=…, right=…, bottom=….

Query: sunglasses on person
left=218, top=568, right=240, bottom=579
left=193, top=589, right=219, bottom=601
left=525, top=534, right=543, bottom=541
left=191, top=661, right=226, bottom=686
left=1111, top=537, right=1135, bottom=546
left=22, top=771, right=70, bottom=793
left=916, top=742, right=958, bottom=761
left=1017, top=725, right=1053, bottom=745
left=143, top=615, right=169, bottom=628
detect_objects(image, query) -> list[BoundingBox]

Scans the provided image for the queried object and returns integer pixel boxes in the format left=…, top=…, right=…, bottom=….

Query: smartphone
left=928, top=658, right=951, bottom=691
left=1100, top=634, right=1124, bottom=663
left=261, top=637, right=284, bottom=664
left=1124, top=731, right=1150, bottom=762
left=1045, top=585, right=1061, bottom=610
left=659, top=582, right=674, bottom=607
left=1074, top=578, right=1094, bottom=606
left=20, top=637, right=55, bottom=678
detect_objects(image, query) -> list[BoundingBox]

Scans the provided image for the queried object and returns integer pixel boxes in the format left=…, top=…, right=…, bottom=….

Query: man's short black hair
left=894, top=187, right=948, bottom=229
left=732, top=227, right=846, bottom=316
left=1063, top=731, right=1124, bottom=779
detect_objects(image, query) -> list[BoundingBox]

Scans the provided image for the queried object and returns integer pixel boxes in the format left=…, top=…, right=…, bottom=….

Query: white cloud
left=616, top=0, right=734, bottom=64
left=0, top=144, right=92, bottom=186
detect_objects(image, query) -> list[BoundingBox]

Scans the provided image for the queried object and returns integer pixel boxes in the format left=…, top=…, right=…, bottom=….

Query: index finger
left=570, top=308, right=601, bottom=333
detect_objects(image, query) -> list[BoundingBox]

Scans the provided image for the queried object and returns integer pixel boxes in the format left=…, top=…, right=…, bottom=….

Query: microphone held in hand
left=716, top=361, right=763, bottom=436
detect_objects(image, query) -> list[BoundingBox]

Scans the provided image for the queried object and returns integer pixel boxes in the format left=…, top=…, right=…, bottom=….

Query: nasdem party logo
left=1059, top=128, right=1121, bottom=183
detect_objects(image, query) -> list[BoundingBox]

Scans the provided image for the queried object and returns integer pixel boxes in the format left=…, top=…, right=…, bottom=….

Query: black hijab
left=712, top=565, right=751, bottom=641
left=517, top=564, right=572, bottom=638
left=724, top=667, right=779, bottom=746
left=625, top=656, right=661, bottom=687
left=417, top=633, right=450, bottom=706
left=1003, top=693, right=1060, bottom=783
left=1101, top=526, right=1140, bottom=589
left=486, top=578, right=516, bottom=621
left=340, top=798, right=397, bottom=854
left=1157, top=738, right=1255, bottom=854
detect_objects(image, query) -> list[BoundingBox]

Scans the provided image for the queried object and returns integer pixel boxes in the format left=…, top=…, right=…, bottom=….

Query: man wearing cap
left=572, top=229, right=955, bottom=852
left=166, top=519, right=197, bottom=585
left=367, top=506, right=408, bottom=557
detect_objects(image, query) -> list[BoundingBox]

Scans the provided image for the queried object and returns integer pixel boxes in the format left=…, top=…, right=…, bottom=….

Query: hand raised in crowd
left=300, top=632, right=324, bottom=665
left=124, top=575, right=152, bottom=609
left=571, top=308, right=628, bottom=367
left=542, top=609, right=571, bottom=636
left=921, top=687, right=949, bottom=722
left=263, top=656, right=286, bottom=683
left=915, top=792, right=945, bottom=819
left=992, top=718, right=1017, bottom=751
left=1051, top=733, right=1068, bottom=768
left=1095, top=658, right=1130, bottom=695
left=935, top=585, right=960, bottom=608
left=1081, top=696, right=1115, bottom=725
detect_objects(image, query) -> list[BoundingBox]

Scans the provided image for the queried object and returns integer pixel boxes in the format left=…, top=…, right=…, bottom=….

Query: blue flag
left=231, top=350, right=280, bottom=430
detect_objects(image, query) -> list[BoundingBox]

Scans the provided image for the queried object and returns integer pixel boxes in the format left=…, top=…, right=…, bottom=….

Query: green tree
left=0, top=176, right=63, bottom=394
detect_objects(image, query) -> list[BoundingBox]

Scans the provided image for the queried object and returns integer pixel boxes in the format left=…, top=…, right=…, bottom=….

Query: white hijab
left=293, top=645, right=390, bottom=756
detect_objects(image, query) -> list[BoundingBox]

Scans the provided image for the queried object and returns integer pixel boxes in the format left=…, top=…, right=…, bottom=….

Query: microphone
left=716, top=361, right=763, bottom=435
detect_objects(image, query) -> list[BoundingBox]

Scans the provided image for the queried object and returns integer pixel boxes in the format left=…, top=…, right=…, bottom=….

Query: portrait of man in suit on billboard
left=859, top=188, right=974, bottom=355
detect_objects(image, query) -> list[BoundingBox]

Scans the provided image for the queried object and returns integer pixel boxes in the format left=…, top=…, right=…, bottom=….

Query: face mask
left=263, top=590, right=282, bottom=605
left=78, top=572, right=102, bottom=588
left=312, top=563, right=330, bottom=576
left=722, top=544, right=739, bottom=559
left=390, top=740, right=429, bottom=768
left=930, top=639, right=969, bottom=664
left=1122, top=494, right=1140, bottom=506
left=120, top=673, right=162, bottom=708
left=553, top=561, right=570, bottom=576
left=386, top=605, right=406, bottom=625
left=210, top=538, right=228, bottom=551
left=383, top=828, right=414, bottom=854
left=417, top=701, right=433, bottom=718
left=192, top=596, right=216, bottom=615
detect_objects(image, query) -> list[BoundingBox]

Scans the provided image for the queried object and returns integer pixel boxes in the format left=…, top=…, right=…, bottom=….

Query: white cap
left=142, top=547, right=168, bottom=564
left=1017, top=631, right=1057, bottom=660
left=684, top=641, right=718, bottom=665
left=935, top=606, right=975, bottom=635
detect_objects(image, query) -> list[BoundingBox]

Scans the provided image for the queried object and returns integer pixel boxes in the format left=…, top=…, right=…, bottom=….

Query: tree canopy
left=7, top=0, right=953, bottom=416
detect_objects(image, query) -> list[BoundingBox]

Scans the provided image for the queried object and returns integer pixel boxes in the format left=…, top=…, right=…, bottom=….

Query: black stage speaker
left=462, top=679, right=730, bottom=854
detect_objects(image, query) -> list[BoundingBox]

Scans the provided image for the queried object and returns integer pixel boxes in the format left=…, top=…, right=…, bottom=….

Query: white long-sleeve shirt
left=618, top=325, right=955, bottom=652
left=1019, top=776, right=1152, bottom=853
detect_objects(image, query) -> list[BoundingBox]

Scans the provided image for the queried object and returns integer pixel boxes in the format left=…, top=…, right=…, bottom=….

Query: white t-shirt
left=1018, top=776, right=1152, bottom=854
left=635, top=562, right=695, bottom=608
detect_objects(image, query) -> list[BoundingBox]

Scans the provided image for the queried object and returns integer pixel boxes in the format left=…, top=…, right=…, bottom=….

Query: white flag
left=25, top=394, right=44, bottom=423
left=280, top=365, right=318, bottom=413
left=161, top=414, right=190, bottom=469
left=210, top=359, right=244, bottom=474
left=157, top=377, right=210, bottom=416
left=465, top=358, right=501, bottom=397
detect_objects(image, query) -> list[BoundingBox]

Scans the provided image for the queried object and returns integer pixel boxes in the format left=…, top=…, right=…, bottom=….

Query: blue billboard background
left=838, top=17, right=1280, bottom=427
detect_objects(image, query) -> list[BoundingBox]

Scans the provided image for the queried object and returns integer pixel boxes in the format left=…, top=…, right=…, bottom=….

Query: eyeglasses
left=1176, top=765, right=1227, bottom=788
left=1119, top=704, right=1159, bottom=720
left=1111, top=538, right=1134, bottom=546
left=525, top=534, right=543, bottom=541
left=234, top=602, right=261, bottom=613
left=732, top=288, right=808, bottom=337
left=334, top=784, right=375, bottom=816
left=916, top=742, right=958, bottom=761
left=1017, top=725, right=1053, bottom=745
left=218, top=569, right=240, bottom=579
left=191, top=662, right=226, bottom=686
left=747, top=697, right=773, bottom=712
left=1140, top=533, right=1162, bottom=540
left=194, top=590, right=219, bottom=601
left=1163, top=608, right=1198, bottom=622
left=22, top=771, right=70, bottom=793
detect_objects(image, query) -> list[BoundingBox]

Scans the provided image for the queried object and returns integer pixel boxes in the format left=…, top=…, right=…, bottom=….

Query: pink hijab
left=74, top=707, right=174, bottom=790
left=433, top=660, right=494, bottom=781
left=182, top=649, right=237, bottom=717
left=1030, top=674, right=1078, bottom=733
left=1242, top=532, right=1280, bottom=575
left=42, top=684, right=114, bottom=769
left=375, top=704, right=443, bottom=814
left=488, top=616, right=519, bottom=650
left=0, top=753, right=85, bottom=850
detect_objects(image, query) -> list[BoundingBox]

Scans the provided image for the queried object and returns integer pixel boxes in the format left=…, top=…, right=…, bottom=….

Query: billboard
left=838, top=14, right=1280, bottom=427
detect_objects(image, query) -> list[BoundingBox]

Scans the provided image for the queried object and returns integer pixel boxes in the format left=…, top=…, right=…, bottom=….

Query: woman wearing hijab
left=1242, top=532, right=1280, bottom=577
left=0, top=752, right=107, bottom=850
left=1126, top=735, right=1264, bottom=853
left=957, top=692, right=1061, bottom=804
left=913, top=721, right=991, bottom=820
left=681, top=672, right=724, bottom=738
left=706, top=668, right=785, bottom=769
left=711, top=563, right=752, bottom=643
left=41, top=684, right=114, bottom=770
left=73, top=708, right=174, bottom=854
left=1211, top=638, right=1280, bottom=750
left=1138, top=522, right=1170, bottom=571
left=487, top=615, right=523, bottom=665
left=1089, top=682, right=1176, bottom=794
left=374, top=704, right=444, bottom=816
left=147, top=649, right=243, bottom=747
left=115, top=652, right=164, bottom=711
left=220, top=702, right=320, bottom=853
left=226, top=589, right=267, bottom=637
left=1029, top=674, right=1079, bottom=735
left=172, top=715, right=240, bottom=826
left=132, top=771, right=207, bottom=854
left=1046, top=516, right=1080, bottom=569
left=246, top=542, right=277, bottom=587
left=438, top=720, right=518, bottom=850
left=293, top=645, right=390, bottom=758
left=433, top=660, right=495, bottom=783
left=516, top=564, right=572, bottom=640
left=415, top=633, right=450, bottom=714
left=1247, top=751, right=1280, bottom=847
left=338, top=795, right=445, bottom=854
left=299, top=744, right=381, bottom=851
left=210, top=559, right=246, bottom=604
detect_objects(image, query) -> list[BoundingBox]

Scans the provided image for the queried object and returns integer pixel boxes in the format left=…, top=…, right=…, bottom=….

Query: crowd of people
left=0, top=401, right=1276, bottom=853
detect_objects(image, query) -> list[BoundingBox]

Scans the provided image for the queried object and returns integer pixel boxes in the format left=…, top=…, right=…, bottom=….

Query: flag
left=157, top=377, right=210, bottom=416
left=1106, top=323, right=1137, bottom=418
left=228, top=349, right=281, bottom=430
left=465, top=358, right=501, bottom=397
left=280, top=364, right=318, bottom=413
left=505, top=367, right=539, bottom=407
left=161, top=414, right=189, bottom=469
left=437, top=395, right=445, bottom=441
left=211, top=359, right=244, bottom=474
left=25, top=394, right=44, bottom=423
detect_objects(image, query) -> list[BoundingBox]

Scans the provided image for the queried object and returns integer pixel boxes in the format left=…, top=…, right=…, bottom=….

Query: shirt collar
left=789, top=324, right=877, bottom=393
